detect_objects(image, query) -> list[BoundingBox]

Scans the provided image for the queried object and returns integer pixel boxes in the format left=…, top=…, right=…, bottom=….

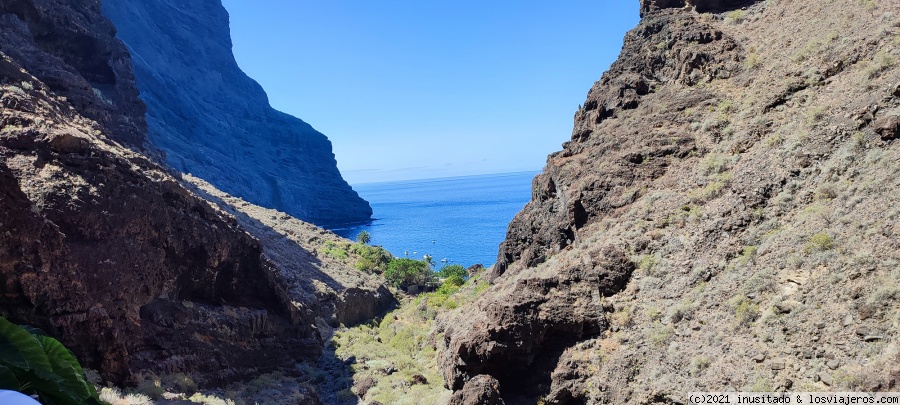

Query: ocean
left=332, top=171, right=537, bottom=268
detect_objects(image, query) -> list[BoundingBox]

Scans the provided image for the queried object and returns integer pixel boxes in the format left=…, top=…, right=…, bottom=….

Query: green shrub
left=323, top=241, right=348, bottom=260
left=384, top=258, right=429, bottom=288
left=443, top=274, right=465, bottom=287
left=164, top=372, right=198, bottom=394
left=689, top=356, right=711, bottom=377
left=135, top=377, right=165, bottom=399
left=356, top=230, right=371, bottom=244
left=437, top=264, right=467, bottom=281
left=734, top=299, right=760, bottom=327
left=352, top=244, right=392, bottom=274
left=804, top=232, right=835, bottom=253
left=724, top=10, right=745, bottom=24
left=0, top=316, right=102, bottom=404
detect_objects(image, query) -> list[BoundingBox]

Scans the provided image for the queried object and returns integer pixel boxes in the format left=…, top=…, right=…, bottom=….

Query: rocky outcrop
left=101, top=0, right=372, bottom=227
left=0, top=52, right=316, bottom=385
left=493, top=6, right=743, bottom=280
left=437, top=246, right=633, bottom=399
left=0, top=0, right=146, bottom=148
left=448, top=375, right=505, bottom=405
left=183, top=174, right=396, bottom=330
left=639, top=0, right=761, bottom=16
left=441, top=0, right=900, bottom=403
left=0, top=0, right=393, bottom=390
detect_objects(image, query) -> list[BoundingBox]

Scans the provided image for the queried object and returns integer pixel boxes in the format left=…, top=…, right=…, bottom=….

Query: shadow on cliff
left=184, top=179, right=397, bottom=402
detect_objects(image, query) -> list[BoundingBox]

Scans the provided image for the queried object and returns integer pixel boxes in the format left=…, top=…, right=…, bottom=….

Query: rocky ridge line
left=439, top=0, right=900, bottom=403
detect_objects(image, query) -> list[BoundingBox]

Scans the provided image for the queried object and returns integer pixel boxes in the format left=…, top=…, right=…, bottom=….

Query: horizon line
left=348, top=169, right=541, bottom=187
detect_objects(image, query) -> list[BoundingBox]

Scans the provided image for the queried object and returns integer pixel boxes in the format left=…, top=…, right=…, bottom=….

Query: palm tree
left=356, top=230, right=371, bottom=244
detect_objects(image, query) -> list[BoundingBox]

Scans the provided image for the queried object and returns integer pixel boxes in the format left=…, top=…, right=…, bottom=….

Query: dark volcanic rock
left=640, top=0, right=762, bottom=16
left=0, top=0, right=146, bottom=148
left=448, top=375, right=505, bottom=405
left=437, top=246, right=633, bottom=399
left=874, top=114, right=899, bottom=140
left=493, top=8, right=740, bottom=279
left=101, top=0, right=372, bottom=227
left=441, top=0, right=900, bottom=403
left=0, top=50, right=318, bottom=385
left=0, top=1, right=392, bottom=392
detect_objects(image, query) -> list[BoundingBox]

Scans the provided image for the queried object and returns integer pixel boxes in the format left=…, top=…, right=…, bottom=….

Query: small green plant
left=323, top=241, right=349, bottom=260
left=648, top=322, right=674, bottom=345
left=700, top=153, right=730, bottom=176
left=804, top=232, right=835, bottom=253
left=864, top=50, right=895, bottom=79
left=745, top=51, right=762, bottom=69
left=164, top=372, right=198, bottom=394
left=638, top=254, right=658, bottom=274
left=0, top=316, right=102, bottom=404
left=856, top=0, right=877, bottom=9
left=135, top=376, right=165, bottom=399
left=724, top=9, right=745, bottom=24
left=356, top=230, right=371, bottom=244
left=806, top=105, right=829, bottom=125
left=738, top=246, right=758, bottom=265
left=689, top=172, right=732, bottom=202
left=734, top=299, right=760, bottom=327
left=689, top=356, right=711, bottom=377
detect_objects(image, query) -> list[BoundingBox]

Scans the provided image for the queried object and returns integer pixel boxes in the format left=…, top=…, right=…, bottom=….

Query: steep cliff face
left=0, top=0, right=146, bottom=148
left=101, top=0, right=372, bottom=227
left=440, top=0, right=900, bottom=403
left=0, top=0, right=393, bottom=391
left=0, top=51, right=316, bottom=385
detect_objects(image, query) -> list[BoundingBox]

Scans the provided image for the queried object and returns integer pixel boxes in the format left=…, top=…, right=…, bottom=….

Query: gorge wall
left=439, top=0, right=900, bottom=403
left=0, top=0, right=392, bottom=394
left=101, top=0, right=372, bottom=227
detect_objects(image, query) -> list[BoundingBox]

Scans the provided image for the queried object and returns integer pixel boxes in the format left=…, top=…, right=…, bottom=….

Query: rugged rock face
left=493, top=4, right=744, bottom=280
left=101, top=0, right=372, bottom=227
left=183, top=174, right=396, bottom=331
left=0, top=0, right=146, bottom=148
left=442, top=0, right=900, bottom=403
left=639, top=0, right=760, bottom=16
left=0, top=52, right=316, bottom=385
left=437, top=246, right=633, bottom=401
left=0, top=0, right=393, bottom=391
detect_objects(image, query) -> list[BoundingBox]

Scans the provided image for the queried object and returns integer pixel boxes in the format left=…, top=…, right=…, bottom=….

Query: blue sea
left=332, top=171, right=537, bottom=268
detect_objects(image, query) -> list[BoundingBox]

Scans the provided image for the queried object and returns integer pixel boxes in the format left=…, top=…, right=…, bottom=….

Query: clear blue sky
left=220, top=1, right=639, bottom=184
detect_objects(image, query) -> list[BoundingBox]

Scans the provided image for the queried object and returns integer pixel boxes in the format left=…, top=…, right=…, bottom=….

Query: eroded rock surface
left=0, top=0, right=393, bottom=392
left=440, top=0, right=900, bottom=403
left=640, top=0, right=762, bottom=16
left=0, top=0, right=146, bottom=148
left=0, top=52, right=316, bottom=385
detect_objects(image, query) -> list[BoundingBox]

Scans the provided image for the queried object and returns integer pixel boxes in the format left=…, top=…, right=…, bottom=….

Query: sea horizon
left=348, top=169, right=541, bottom=188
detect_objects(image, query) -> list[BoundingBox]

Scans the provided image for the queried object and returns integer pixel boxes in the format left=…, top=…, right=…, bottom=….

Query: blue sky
left=220, top=1, right=639, bottom=184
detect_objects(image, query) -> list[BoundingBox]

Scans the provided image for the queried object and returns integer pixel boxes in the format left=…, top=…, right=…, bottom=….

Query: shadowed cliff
left=101, top=0, right=372, bottom=227
left=0, top=0, right=392, bottom=397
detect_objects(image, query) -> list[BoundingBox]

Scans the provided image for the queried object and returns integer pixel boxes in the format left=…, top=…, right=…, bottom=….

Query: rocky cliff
left=439, top=0, right=900, bottom=403
left=101, top=0, right=372, bottom=227
left=0, top=0, right=392, bottom=394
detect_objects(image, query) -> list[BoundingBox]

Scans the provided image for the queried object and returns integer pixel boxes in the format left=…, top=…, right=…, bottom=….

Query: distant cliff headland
left=102, top=0, right=371, bottom=227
